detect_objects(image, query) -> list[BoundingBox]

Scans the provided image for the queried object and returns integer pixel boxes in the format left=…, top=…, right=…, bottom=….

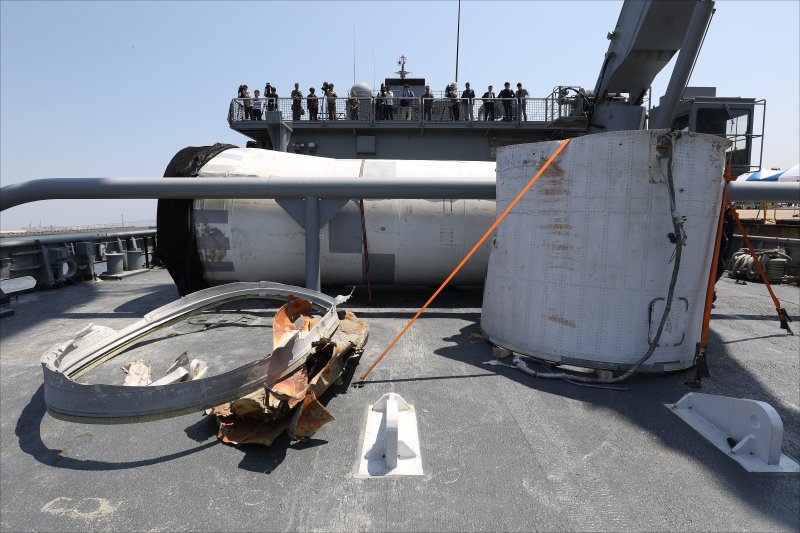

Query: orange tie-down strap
left=356, top=138, right=572, bottom=384
left=724, top=194, right=794, bottom=335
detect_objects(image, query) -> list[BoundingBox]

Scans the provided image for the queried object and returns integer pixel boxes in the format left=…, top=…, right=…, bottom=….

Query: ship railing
left=229, top=96, right=567, bottom=125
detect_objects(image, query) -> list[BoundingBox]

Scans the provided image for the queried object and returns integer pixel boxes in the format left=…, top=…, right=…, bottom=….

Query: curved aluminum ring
left=41, top=281, right=344, bottom=424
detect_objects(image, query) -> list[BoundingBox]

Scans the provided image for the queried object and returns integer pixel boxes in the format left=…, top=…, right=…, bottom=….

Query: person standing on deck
left=461, top=82, right=475, bottom=121
left=482, top=85, right=495, bottom=121
left=241, top=85, right=252, bottom=120
left=516, top=82, right=529, bottom=121
left=375, top=83, right=386, bottom=120
left=384, top=85, right=395, bottom=120
left=422, top=85, right=434, bottom=121
left=348, top=90, right=360, bottom=120
left=447, top=83, right=459, bottom=120
left=326, top=83, right=338, bottom=120
left=291, top=83, right=303, bottom=121
left=498, top=82, right=515, bottom=121
left=307, top=87, right=319, bottom=121
left=269, top=86, right=279, bottom=113
left=251, top=89, right=264, bottom=121
left=401, top=83, right=414, bottom=120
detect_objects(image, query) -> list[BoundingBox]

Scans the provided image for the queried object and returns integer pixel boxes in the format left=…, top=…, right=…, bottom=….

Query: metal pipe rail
left=0, top=177, right=497, bottom=212
left=2, top=177, right=796, bottom=290
left=2, top=177, right=797, bottom=212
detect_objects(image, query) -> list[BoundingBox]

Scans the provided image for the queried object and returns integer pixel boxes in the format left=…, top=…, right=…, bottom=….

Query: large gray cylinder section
left=192, top=149, right=496, bottom=285
left=481, top=130, right=731, bottom=372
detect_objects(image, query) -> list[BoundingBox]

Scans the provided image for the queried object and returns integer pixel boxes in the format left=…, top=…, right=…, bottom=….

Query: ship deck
left=1, top=269, right=798, bottom=531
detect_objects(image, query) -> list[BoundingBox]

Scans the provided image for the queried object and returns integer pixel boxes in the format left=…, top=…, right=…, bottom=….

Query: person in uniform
left=307, top=87, right=319, bottom=121
left=326, top=83, right=338, bottom=120
left=348, top=90, right=360, bottom=120
left=291, top=83, right=303, bottom=121
left=482, top=85, right=495, bottom=121
left=498, top=82, right=515, bottom=121
left=422, top=85, right=434, bottom=121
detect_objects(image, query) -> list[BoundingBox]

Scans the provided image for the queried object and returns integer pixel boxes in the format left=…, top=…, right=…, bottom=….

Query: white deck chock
left=357, top=393, right=423, bottom=477
left=667, top=392, right=799, bottom=474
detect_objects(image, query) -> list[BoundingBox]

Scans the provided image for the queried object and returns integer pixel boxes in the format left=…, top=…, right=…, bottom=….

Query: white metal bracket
left=666, top=392, right=799, bottom=474
left=357, top=393, right=423, bottom=478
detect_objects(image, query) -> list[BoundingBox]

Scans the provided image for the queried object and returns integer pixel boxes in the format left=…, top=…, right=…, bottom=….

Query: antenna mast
left=353, top=27, right=356, bottom=85
left=395, top=55, right=410, bottom=79
left=455, top=0, right=461, bottom=83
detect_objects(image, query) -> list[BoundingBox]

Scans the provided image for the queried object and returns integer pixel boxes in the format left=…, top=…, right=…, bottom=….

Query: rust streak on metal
left=538, top=156, right=564, bottom=176
left=547, top=315, right=576, bottom=328
left=539, top=187, right=570, bottom=197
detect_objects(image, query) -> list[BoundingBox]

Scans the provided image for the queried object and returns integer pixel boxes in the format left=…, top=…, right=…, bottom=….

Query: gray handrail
left=2, top=177, right=797, bottom=212
left=2, top=176, right=796, bottom=291
left=0, top=177, right=497, bottom=211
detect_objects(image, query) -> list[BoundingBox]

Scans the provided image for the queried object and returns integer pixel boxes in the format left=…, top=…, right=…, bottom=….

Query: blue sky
left=1, top=0, right=798, bottom=229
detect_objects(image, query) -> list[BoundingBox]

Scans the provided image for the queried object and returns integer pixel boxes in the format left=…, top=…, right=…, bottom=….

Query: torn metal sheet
left=40, top=282, right=349, bottom=424
left=211, top=312, right=369, bottom=446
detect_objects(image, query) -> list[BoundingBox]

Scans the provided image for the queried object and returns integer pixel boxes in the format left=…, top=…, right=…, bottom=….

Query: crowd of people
left=235, top=81, right=532, bottom=122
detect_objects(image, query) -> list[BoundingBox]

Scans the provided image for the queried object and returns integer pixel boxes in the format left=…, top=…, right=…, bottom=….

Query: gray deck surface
left=1, top=269, right=798, bottom=532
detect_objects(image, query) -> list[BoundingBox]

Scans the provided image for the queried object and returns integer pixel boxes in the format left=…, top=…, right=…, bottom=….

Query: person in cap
left=326, top=83, right=338, bottom=120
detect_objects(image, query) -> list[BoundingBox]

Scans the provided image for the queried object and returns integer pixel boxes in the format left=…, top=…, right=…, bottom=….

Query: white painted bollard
left=667, top=392, right=800, bottom=474
left=357, top=393, right=423, bottom=477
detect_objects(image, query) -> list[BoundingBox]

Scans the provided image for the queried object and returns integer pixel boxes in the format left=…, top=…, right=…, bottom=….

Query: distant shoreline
left=0, top=225, right=156, bottom=239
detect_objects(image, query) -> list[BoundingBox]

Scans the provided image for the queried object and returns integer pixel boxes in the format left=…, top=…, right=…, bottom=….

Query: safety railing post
left=304, top=195, right=320, bottom=291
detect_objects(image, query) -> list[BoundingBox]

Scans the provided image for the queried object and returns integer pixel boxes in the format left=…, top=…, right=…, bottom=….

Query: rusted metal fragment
left=211, top=311, right=369, bottom=447
left=229, top=388, right=270, bottom=418
left=122, top=361, right=152, bottom=386
left=287, top=392, right=334, bottom=440
left=268, top=367, right=309, bottom=411
left=307, top=343, right=346, bottom=398
left=335, top=312, right=370, bottom=351
left=273, top=296, right=314, bottom=348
